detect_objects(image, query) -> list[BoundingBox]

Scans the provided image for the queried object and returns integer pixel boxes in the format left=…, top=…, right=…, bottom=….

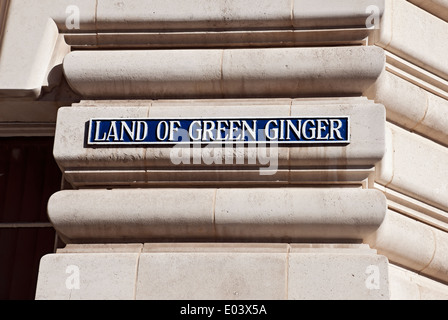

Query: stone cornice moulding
left=0, top=0, right=9, bottom=43
left=4, top=0, right=448, bottom=102
left=365, top=70, right=448, bottom=147
left=376, top=122, right=448, bottom=213
left=63, top=29, right=371, bottom=50
left=364, top=208, right=448, bottom=285
left=407, top=0, right=448, bottom=23
left=62, top=47, right=385, bottom=99
left=375, top=0, right=448, bottom=82
left=0, top=122, right=55, bottom=137
left=375, top=183, right=448, bottom=233
left=384, top=51, right=448, bottom=101
left=47, top=188, right=387, bottom=243
left=58, top=0, right=385, bottom=32
left=389, top=263, right=448, bottom=299
left=0, top=0, right=384, bottom=99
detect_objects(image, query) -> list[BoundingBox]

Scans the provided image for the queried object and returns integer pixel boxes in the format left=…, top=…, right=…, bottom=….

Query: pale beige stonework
left=1, top=0, right=448, bottom=300
left=365, top=209, right=448, bottom=284
left=47, top=188, right=387, bottom=243
left=35, top=243, right=389, bottom=300
left=389, top=264, right=448, bottom=300
left=53, top=99, right=385, bottom=187
left=0, top=0, right=385, bottom=100
left=136, top=252, right=287, bottom=300
left=62, top=47, right=385, bottom=99
left=376, top=0, right=448, bottom=81
left=376, top=122, right=448, bottom=212
left=288, top=247, right=389, bottom=300
left=35, top=253, right=139, bottom=300
left=408, top=0, right=448, bottom=22
left=365, top=70, right=448, bottom=147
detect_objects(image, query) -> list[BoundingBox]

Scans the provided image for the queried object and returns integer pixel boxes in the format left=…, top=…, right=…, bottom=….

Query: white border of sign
left=87, top=116, right=351, bottom=146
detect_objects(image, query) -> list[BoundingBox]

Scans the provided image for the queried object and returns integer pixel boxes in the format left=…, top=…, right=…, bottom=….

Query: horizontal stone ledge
left=62, top=46, right=385, bottom=99
left=365, top=209, right=448, bottom=285
left=408, top=0, right=448, bottom=23
left=376, top=122, right=448, bottom=212
left=64, top=28, right=371, bottom=49
left=365, top=70, right=448, bottom=147
left=53, top=0, right=385, bottom=32
left=389, top=264, right=448, bottom=300
left=376, top=0, right=448, bottom=82
left=35, top=243, right=389, bottom=300
left=47, top=188, right=387, bottom=243
left=53, top=99, right=385, bottom=187
left=64, top=168, right=374, bottom=188
left=375, top=183, right=448, bottom=233
left=0, top=122, right=56, bottom=137
left=0, top=0, right=382, bottom=99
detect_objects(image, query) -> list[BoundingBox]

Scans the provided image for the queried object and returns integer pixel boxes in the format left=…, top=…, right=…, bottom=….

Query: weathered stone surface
left=136, top=251, right=287, bottom=300
left=376, top=122, right=448, bottom=212
left=365, top=209, right=448, bottom=284
left=35, top=253, right=139, bottom=300
left=47, top=188, right=386, bottom=243
left=62, top=47, right=385, bottom=99
left=293, top=0, right=384, bottom=28
left=0, top=0, right=385, bottom=98
left=288, top=245, right=389, bottom=300
left=35, top=243, right=390, bottom=300
left=53, top=99, right=385, bottom=187
left=365, top=70, right=448, bottom=147
left=376, top=0, right=448, bottom=81
left=389, top=264, right=448, bottom=300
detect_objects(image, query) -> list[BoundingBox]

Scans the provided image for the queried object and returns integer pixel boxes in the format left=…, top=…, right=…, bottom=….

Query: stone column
left=33, top=0, right=392, bottom=300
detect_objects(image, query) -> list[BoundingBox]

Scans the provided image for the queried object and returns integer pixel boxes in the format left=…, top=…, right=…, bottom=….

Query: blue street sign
left=87, top=116, right=350, bottom=145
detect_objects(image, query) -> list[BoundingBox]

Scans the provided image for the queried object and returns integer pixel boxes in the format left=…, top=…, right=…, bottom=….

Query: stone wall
left=1, top=0, right=447, bottom=300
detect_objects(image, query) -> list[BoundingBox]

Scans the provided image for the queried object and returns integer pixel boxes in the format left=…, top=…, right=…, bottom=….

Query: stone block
left=96, top=0, right=292, bottom=30
left=35, top=243, right=391, bottom=300
left=48, top=188, right=386, bottom=243
left=364, top=209, right=436, bottom=273
left=63, top=49, right=223, bottom=99
left=377, top=0, right=448, bottom=81
left=289, top=101, right=385, bottom=166
left=389, top=264, right=448, bottom=300
left=62, top=47, right=385, bottom=99
left=408, top=0, right=448, bottom=22
left=376, top=122, right=448, bottom=212
left=365, top=70, right=448, bottom=147
left=293, top=0, right=384, bottom=28
left=135, top=251, right=287, bottom=300
left=288, top=250, right=389, bottom=299
left=53, top=98, right=386, bottom=187
left=53, top=106, right=149, bottom=170
left=415, top=92, right=448, bottom=147
left=364, top=208, right=448, bottom=284
left=47, top=188, right=215, bottom=243
left=35, top=253, right=139, bottom=300
left=214, top=188, right=387, bottom=241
